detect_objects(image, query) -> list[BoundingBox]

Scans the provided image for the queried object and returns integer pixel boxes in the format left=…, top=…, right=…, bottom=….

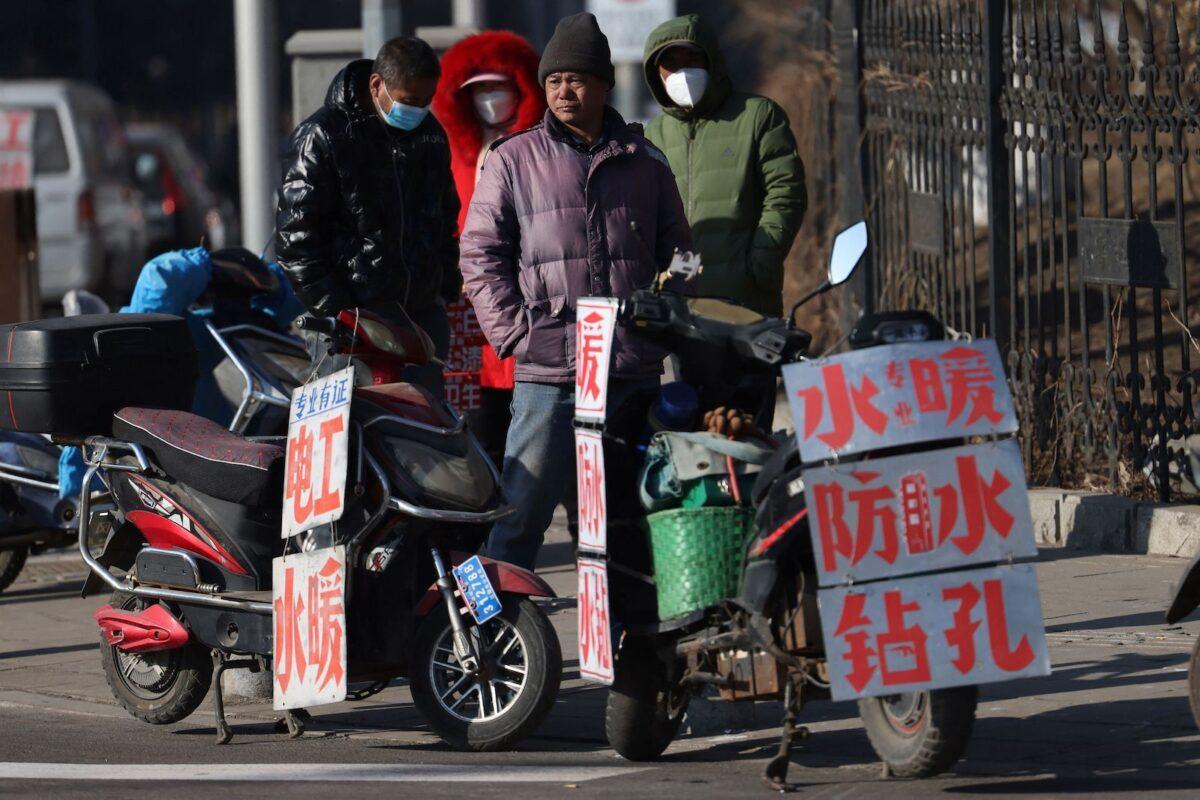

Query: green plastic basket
left=647, top=506, right=755, bottom=621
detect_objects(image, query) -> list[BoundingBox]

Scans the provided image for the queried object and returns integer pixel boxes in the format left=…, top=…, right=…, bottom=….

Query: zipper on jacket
left=685, top=122, right=695, bottom=219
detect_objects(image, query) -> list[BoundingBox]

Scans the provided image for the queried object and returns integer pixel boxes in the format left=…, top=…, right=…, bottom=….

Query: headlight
left=876, top=320, right=932, bottom=343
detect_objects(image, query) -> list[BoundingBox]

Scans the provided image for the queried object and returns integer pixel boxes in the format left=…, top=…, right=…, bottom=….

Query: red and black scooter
left=0, top=308, right=560, bottom=750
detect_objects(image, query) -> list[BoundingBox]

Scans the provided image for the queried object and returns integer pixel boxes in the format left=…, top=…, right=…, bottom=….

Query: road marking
left=0, top=762, right=649, bottom=784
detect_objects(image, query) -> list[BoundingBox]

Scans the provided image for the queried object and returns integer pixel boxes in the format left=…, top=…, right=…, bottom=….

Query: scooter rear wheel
left=410, top=594, right=561, bottom=751
left=605, top=636, right=689, bottom=761
left=858, top=686, right=977, bottom=777
left=99, top=592, right=213, bottom=725
left=0, top=546, right=28, bottom=593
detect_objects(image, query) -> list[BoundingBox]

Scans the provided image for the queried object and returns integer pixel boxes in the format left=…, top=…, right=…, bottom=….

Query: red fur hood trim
left=433, top=30, right=545, bottom=169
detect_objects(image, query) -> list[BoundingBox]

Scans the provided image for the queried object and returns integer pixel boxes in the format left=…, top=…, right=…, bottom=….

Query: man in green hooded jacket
left=643, top=14, right=807, bottom=317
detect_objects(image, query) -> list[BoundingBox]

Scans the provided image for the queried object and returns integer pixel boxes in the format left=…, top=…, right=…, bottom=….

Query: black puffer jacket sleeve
left=275, top=121, right=354, bottom=315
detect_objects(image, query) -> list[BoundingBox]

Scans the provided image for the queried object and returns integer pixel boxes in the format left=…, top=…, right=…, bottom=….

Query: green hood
left=642, top=14, right=732, bottom=120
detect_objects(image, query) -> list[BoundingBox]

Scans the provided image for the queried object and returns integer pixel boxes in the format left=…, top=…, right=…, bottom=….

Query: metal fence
left=838, top=0, right=1200, bottom=499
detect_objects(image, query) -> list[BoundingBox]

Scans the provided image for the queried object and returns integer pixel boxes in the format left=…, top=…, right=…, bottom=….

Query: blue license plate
left=452, top=555, right=503, bottom=625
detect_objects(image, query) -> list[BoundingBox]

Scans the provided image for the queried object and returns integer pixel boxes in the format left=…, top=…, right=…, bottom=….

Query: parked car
left=126, top=123, right=238, bottom=254
left=0, top=80, right=148, bottom=302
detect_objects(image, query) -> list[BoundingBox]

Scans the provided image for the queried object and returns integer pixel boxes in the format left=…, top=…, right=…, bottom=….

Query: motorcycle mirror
left=827, top=221, right=868, bottom=287
left=786, top=220, right=869, bottom=329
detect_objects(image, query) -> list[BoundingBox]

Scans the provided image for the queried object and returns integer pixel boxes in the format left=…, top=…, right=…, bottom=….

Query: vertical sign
left=574, top=298, right=619, bottom=423
left=574, top=297, right=619, bottom=685
left=0, top=109, right=34, bottom=190
left=282, top=367, right=353, bottom=539
left=574, top=428, right=607, bottom=552
left=273, top=546, right=348, bottom=709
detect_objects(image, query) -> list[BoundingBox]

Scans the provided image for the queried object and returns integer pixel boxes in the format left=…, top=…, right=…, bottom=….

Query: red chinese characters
left=284, top=418, right=344, bottom=525
left=574, top=431, right=606, bottom=551
left=577, top=560, right=613, bottom=682
left=576, top=312, right=608, bottom=407
left=806, top=442, right=1030, bottom=583
left=274, top=550, right=348, bottom=707
left=822, top=566, right=1046, bottom=699
left=941, top=578, right=1036, bottom=674
left=787, top=341, right=1014, bottom=459
left=273, top=564, right=307, bottom=694
left=834, top=589, right=931, bottom=692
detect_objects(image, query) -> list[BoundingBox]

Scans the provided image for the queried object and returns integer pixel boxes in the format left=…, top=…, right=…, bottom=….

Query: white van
left=0, top=80, right=147, bottom=301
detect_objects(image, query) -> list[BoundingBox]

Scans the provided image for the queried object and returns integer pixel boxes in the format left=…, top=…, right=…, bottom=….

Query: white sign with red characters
left=282, top=367, right=353, bottom=539
left=577, top=555, right=614, bottom=684
left=574, top=297, right=619, bottom=422
left=818, top=563, right=1050, bottom=701
left=574, top=428, right=607, bottom=552
left=0, top=109, right=35, bottom=190
left=783, top=340, right=1018, bottom=462
left=273, top=546, right=348, bottom=710
left=804, top=439, right=1036, bottom=586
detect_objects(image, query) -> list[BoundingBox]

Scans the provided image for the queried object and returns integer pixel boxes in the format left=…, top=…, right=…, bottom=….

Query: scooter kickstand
left=210, top=651, right=260, bottom=745
left=763, top=679, right=808, bottom=793
left=211, top=650, right=233, bottom=745
left=283, top=708, right=312, bottom=738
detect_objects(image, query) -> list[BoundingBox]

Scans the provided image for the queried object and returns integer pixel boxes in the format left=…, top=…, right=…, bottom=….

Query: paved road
left=2, top=519, right=1199, bottom=798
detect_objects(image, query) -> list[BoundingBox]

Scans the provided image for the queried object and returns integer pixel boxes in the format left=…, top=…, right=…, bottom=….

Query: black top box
left=0, top=313, right=198, bottom=436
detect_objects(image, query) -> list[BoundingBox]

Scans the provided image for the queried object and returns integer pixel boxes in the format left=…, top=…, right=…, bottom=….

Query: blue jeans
left=486, top=379, right=657, bottom=570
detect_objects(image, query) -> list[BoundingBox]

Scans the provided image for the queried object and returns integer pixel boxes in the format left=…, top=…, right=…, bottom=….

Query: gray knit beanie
left=537, top=12, right=615, bottom=87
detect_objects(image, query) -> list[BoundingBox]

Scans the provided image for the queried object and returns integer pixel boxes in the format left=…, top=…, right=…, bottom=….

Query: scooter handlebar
left=295, top=315, right=339, bottom=335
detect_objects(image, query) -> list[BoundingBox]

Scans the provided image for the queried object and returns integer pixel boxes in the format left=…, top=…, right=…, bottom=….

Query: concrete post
left=452, top=0, right=484, bottom=28
left=233, top=0, right=280, bottom=255
left=362, top=0, right=404, bottom=59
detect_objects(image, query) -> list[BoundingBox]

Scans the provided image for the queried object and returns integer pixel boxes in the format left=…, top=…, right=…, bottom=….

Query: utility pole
left=362, top=0, right=404, bottom=59
left=233, top=0, right=280, bottom=254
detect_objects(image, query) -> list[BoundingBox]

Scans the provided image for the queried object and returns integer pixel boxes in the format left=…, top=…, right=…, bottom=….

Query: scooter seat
left=113, top=407, right=284, bottom=506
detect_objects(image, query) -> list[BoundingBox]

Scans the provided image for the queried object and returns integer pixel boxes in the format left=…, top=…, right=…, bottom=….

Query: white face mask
left=663, top=67, right=709, bottom=109
left=473, top=88, right=517, bottom=127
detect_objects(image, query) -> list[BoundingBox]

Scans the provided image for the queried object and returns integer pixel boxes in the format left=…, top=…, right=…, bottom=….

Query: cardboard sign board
left=783, top=340, right=1017, bottom=462
left=577, top=555, right=614, bottom=684
left=282, top=367, right=353, bottom=538
left=803, top=439, right=1036, bottom=586
left=573, top=297, right=619, bottom=422
left=0, top=109, right=34, bottom=190
left=273, top=545, right=348, bottom=710
left=575, top=427, right=607, bottom=553
left=818, top=563, right=1050, bottom=701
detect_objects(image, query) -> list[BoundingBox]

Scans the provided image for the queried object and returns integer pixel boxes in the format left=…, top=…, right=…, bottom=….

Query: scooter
left=596, top=223, right=1040, bottom=788
left=0, top=255, right=308, bottom=594
left=1165, top=553, right=1200, bottom=729
left=73, top=307, right=561, bottom=749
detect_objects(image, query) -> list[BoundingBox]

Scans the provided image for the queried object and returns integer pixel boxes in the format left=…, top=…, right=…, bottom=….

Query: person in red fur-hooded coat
left=434, top=30, right=545, bottom=467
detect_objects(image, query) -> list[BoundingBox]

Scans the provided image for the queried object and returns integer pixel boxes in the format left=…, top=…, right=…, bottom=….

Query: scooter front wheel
left=858, top=686, right=977, bottom=777
left=99, top=592, right=213, bottom=725
left=605, top=636, right=689, bottom=761
left=410, top=594, right=561, bottom=751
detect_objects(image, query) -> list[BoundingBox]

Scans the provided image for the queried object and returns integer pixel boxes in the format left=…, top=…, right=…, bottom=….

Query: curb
left=1030, top=488, right=1200, bottom=559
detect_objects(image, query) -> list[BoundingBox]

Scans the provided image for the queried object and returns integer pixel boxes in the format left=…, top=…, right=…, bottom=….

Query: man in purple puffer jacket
left=459, top=12, right=691, bottom=569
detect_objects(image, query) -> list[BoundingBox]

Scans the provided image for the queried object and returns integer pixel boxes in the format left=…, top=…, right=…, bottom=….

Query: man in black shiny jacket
left=275, top=36, right=460, bottom=393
